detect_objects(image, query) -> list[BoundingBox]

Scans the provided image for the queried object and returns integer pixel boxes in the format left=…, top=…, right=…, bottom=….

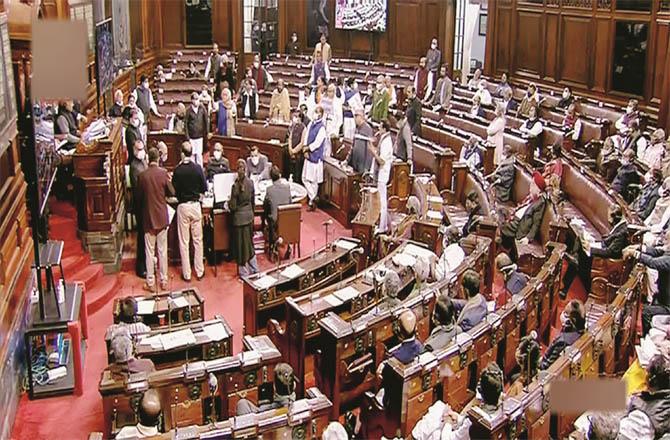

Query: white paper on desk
left=290, top=399, right=310, bottom=414
left=254, top=275, right=278, bottom=290
left=323, top=294, right=343, bottom=307
left=167, top=205, right=176, bottom=224
left=392, top=253, right=416, bottom=267
left=171, top=295, right=189, bottom=308
left=203, top=322, right=229, bottom=341
left=136, top=300, right=155, bottom=315
left=160, top=328, right=196, bottom=351
left=427, top=195, right=443, bottom=204
left=426, top=210, right=443, bottom=221
left=139, top=334, right=163, bottom=349
left=213, top=172, right=237, bottom=203
left=241, top=350, right=262, bottom=365
left=334, top=239, right=357, bottom=251
left=280, top=264, right=305, bottom=279
left=333, top=286, right=359, bottom=302
left=404, top=243, right=436, bottom=261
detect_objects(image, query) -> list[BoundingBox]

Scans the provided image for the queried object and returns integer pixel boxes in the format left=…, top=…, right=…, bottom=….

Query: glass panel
left=616, top=0, right=652, bottom=11
left=185, top=0, right=212, bottom=46
left=611, top=21, right=648, bottom=96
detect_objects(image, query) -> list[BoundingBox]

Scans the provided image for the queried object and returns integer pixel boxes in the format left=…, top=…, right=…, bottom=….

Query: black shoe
left=559, top=289, right=568, bottom=300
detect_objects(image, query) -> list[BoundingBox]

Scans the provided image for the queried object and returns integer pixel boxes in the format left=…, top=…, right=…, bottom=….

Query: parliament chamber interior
left=2, top=0, right=670, bottom=439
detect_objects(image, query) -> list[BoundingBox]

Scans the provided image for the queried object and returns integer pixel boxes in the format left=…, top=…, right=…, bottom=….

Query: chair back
left=277, top=203, right=302, bottom=246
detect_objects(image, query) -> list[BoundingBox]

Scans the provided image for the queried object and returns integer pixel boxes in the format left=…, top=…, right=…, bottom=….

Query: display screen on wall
left=335, top=0, right=388, bottom=32
left=95, top=18, right=115, bottom=95
left=612, top=21, right=648, bottom=97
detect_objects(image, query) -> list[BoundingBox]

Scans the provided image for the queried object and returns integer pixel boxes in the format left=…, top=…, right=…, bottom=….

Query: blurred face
left=213, top=147, right=223, bottom=160
left=115, top=91, right=123, bottom=103
left=316, top=108, right=324, bottom=120
left=472, top=96, right=481, bottom=106
left=563, top=87, right=570, bottom=99
left=65, top=101, right=74, bottom=111
left=213, top=44, right=219, bottom=54
left=419, top=59, right=426, bottom=68
left=501, top=73, right=507, bottom=83
left=530, top=182, right=540, bottom=198
left=237, top=162, right=246, bottom=178
left=431, top=38, right=438, bottom=49
left=466, top=197, right=477, bottom=213
left=277, top=80, right=284, bottom=91
left=320, top=35, right=326, bottom=44
left=354, top=113, right=364, bottom=126
left=192, top=97, right=200, bottom=107
left=528, top=106, right=537, bottom=119
left=440, top=66, right=447, bottom=77
left=292, top=33, right=297, bottom=42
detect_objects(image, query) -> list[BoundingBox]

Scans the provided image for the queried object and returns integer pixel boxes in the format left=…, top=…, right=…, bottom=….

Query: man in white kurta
left=369, top=121, right=395, bottom=233
left=302, top=106, right=327, bottom=210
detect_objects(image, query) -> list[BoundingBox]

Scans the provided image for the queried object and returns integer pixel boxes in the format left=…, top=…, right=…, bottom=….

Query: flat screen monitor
left=335, top=0, right=388, bottom=32
left=95, top=18, right=114, bottom=95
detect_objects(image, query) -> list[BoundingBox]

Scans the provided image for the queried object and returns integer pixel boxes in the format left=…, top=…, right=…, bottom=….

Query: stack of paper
left=171, top=296, right=189, bottom=308
left=138, top=334, right=163, bottom=350
left=280, top=264, right=305, bottom=279
left=202, top=322, right=229, bottom=342
left=404, top=243, right=436, bottom=260
left=393, top=253, right=417, bottom=267
left=160, top=329, right=196, bottom=351
left=240, top=350, right=262, bottom=366
left=254, top=275, right=278, bottom=290
left=426, top=210, right=443, bottom=221
left=136, top=300, right=155, bottom=315
left=427, top=195, right=443, bottom=204
left=334, top=239, right=357, bottom=251
left=333, top=286, right=359, bottom=302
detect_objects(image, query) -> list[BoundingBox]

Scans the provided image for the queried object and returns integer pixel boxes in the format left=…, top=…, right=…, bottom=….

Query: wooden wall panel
left=394, top=1, right=421, bottom=57
left=494, top=7, right=512, bottom=74
left=161, top=0, right=183, bottom=50
left=592, top=17, right=610, bottom=93
left=652, top=22, right=669, bottom=101
left=559, top=15, right=590, bottom=85
left=212, top=0, right=232, bottom=49
left=514, top=10, right=543, bottom=75
left=543, top=12, right=559, bottom=81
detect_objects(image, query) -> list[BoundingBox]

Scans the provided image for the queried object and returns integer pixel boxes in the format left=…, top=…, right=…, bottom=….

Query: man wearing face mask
left=474, top=80, right=493, bottom=106
left=346, top=109, right=374, bottom=174
left=615, top=98, right=640, bottom=132
left=405, top=86, right=423, bottom=136
left=251, top=54, right=272, bottom=92
left=246, top=146, right=270, bottom=180
left=286, top=109, right=306, bottom=183
left=434, top=226, right=466, bottom=281
left=370, top=75, right=390, bottom=122
left=368, top=120, right=394, bottom=234
left=125, top=109, right=143, bottom=164
left=425, top=37, right=441, bottom=87
left=132, top=75, right=162, bottom=123
left=184, top=92, right=209, bottom=167
left=206, top=143, right=230, bottom=181
left=156, top=141, right=169, bottom=169
left=130, top=140, right=149, bottom=278
left=413, top=57, right=431, bottom=101
left=540, top=300, right=585, bottom=370
left=167, top=103, right=186, bottom=134
left=123, top=94, right=145, bottom=127
left=560, top=204, right=628, bottom=298
left=342, top=78, right=362, bottom=141
left=612, top=149, right=640, bottom=202
left=239, top=80, right=259, bottom=120
left=109, top=90, right=125, bottom=117
left=302, top=106, right=327, bottom=211
left=285, top=31, right=301, bottom=56
left=204, top=43, right=221, bottom=82
left=269, top=79, right=291, bottom=123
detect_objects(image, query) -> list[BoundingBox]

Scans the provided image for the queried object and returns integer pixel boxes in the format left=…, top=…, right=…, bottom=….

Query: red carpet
left=10, top=200, right=350, bottom=440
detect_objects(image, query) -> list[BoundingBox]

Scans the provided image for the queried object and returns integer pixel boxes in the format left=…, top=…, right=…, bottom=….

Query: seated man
left=612, top=149, right=640, bottom=203
left=519, top=105, right=544, bottom=158
left=539, top=300, right=585, bottom=370
left=462, top=191, right=483, bottom=237
left=411, top=400, right=471, bottom=440
left=617, top=355, right=670, bottom=440
left=623, top=233, right=670, bottom=336
left=459, top=135, right=484, bottom=172
left=453, top=269, right=487, bottom=332
left=167, top=102, right=186, bottom=134
left=107, top=296, right=151, bottom=338
left=561, top=204, right=629, bottom=298
left=434, top=226, right=466, bottom=281
left=407, top=255, right=433, bottom=299
left=205, top=142, right=230, bottom=181
left=246, top=145, right=270, bottom=180
left=470, top=95, right=485, bottom=118
left=495, top=252, right=529, bottom=298
left=109, top=330, right=156, bottom=377
left=474, top=362, right=505, bottom=415
left=263, top=166, right=292, bottom=254
left=423, top=294, right=456, bottom=352
left=491, top=144, right=516, bottom=203
left=115, top=389, right=161, bottom=439
left=507, top=332, right=540, bottom=397
left=615, top=98, right=640, bottom=133
left=635, top=168, right=664, bottom=221
left=322, top=422, right=349, bottom=440
left=499, top=171, right=548, bottom=261
left=237, top=362, right=295, bottom=415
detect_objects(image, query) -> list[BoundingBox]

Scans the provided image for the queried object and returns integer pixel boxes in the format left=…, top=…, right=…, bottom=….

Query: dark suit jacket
left=229, top=177, right=255, bottom=227
left=591, top=221, right=628, bottom=259
left=612, top=163, right=639, bottom=199
left=636, top=181, right=661, bottom=220
left=206, top=157, right=230, bottom=180
left=264, top=180, right=292, bottom=222
left=406, top=97, right=423, bottom=136
left=109, top=103, right=124, bottom=118
left=391, top=339, right=423, bottom=364
left=501, top=195, right=548, bottom=241
left=540, top=329, right=582, bottom=370
left=640, top=247, right=670, bottom=306
left=494, top=159, right=516, bottom=202
left=125, top=125, right=142, bottom=163
left=423, top=325, right=456, bottom=353
left=136, top=164, right=175, bottom=232
left=506, top=271, right=529, bottom=296
left=454, top=294, right=487, bottom=332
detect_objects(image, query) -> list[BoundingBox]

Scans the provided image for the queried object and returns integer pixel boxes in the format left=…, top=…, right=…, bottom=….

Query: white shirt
left=115, top=424, right=158, bottom=439
left=371, top=133, right=394, bottom=184
left=640, top=142, right=665, bottom=169
left=520, top=119, right=543, bottom=138
left=434, top=243, right=465, bottom=281
left=474, top=88, right=493, bottom=106
left=411, top=401, right=472, bottom=440
left=617, top=410, right=655, bottom=440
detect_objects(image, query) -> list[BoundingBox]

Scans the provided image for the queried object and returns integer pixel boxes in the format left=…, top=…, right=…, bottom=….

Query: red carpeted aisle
left=10, top=200, right=349, bottom=440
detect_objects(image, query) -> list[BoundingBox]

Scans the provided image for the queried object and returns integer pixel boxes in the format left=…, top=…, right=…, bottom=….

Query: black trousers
left=562, top=248, right=593, bottom=293
left=642, top=303, right=670, bottom=336
left=135, top=212, right=146, bottom=276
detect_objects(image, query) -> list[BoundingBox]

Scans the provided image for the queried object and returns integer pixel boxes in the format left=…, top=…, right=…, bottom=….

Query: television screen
left=336, top=0, right=388, bottom=32
left=95, top=18, right=114, bottom=95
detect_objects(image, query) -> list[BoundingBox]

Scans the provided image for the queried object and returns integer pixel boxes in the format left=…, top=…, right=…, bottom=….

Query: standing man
left=130, top=140, right=148, bottom=278
left=184, top=92, right=209, bottom=167
left=342, top=78, right=362, bottom=140
left=368, top=120, right=395, bottom=234
left=425, top=37, right=442, bottom=87
left=287, top=109, right=306, bottom=183
left=347, top=109, right=374, bottom=174
left=204, top=43, right=222, bottom=82
left=132, top=75, right=163, bottom=124
left=302, top=106, right=327, bottom=211
left=428, top=64, right=452, bottom=111
left=314, top=33, right=332, bottom=66
left=137, top=148, right=174, bottom=292
left=370, top=75, right=390, bottom=123
left=264, top=166, right=293, bottom=251
left=394, top=112, right=413, bottom=165
left=405, top=86, right=423, bottom=136
left=239, top=80, right=259, bottom=120
left=109, top=90, right=125, bottom=117
left=125, top=111, right=143, bottom=164
left=172, top=142, right=207, bottom=282
left=286, top=32, right=301, bottom=56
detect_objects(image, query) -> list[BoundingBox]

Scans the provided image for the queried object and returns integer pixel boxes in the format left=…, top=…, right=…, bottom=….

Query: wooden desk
left=242, top=237, right=362, bottom=337
left=320, top=157, right=363, bottom=228
left=99, top=335, right=281, bottom=438
left=112, top=288, right=205, bottom=330
left=72, top=119, right=125, bottom=271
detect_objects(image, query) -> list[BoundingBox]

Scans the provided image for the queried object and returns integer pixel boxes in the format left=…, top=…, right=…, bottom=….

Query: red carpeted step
left=61, top=254, right=91, bottom=275
left=86, top=274, right=122, bottom=315
left=70, top=264, right=104, bottom=292
left=49, top=217, right=79, bottom=243
left=48, top=199, right=77, bottom=219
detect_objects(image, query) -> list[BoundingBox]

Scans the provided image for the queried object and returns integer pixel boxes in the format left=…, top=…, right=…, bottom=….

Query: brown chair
left=276, top=203, right=302, bottom=258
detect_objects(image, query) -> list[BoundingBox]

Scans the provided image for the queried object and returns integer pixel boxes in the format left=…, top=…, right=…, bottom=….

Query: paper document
left=323, top=294, right=343, bottom=308
left=426, top=210, right=443, bottom=221
left=213, top=172, right=237, bottom=203
left=254, top=275, right=278, bottom=290
left=160, top=329, right=196, bottom=351
left=515, top=204, right=529, bottom=219
left=241, top=350, right=262, bottom=365
left=280, top=264, right=305, bottom=279
left=203, top=323, right=229, bottom=341
left=334, top=239, right=357, bottom=251
left=392, top=253, right=417, bottom=267
left=171, top=295, right=189, bottom=308
left=136, top=300, right=155, bottom=315
left=138, top=334, right=163, bottom=349
left=404, top=243, right=435, bottom=260
left=427, top=195, right=443, bottom=204
left=333, top=286, right=359, bottom=302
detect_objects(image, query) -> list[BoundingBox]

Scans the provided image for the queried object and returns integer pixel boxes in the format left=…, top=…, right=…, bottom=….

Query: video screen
left=95, top=18, right=114, bottom=94
left=335, top=0, right=388, bottom=32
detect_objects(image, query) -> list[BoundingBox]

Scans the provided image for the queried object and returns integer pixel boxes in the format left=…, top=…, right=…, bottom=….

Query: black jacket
left=540, top=329, right=583, bottom=370
left=591, top=221, right=628, bottom=259
left=640, top=247, right=670, bottom=307
left=501, top=195, right=548, bottom=241
left=612, top=163, right=639, bottom=200
left=636, top=181, right=662, bottom=220
left=406, top=97, right=422, bottom=136
left=125, top=124, right=142, bottom=164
